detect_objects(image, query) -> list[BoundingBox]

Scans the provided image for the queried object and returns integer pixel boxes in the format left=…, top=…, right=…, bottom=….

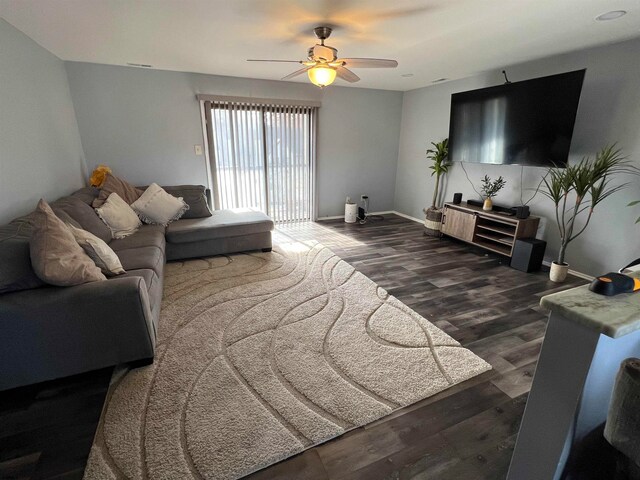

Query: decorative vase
left=550, top=261, right=569, bottom=282
left=483, top=198, right=493, bottom=211
left=424, top=207, right=443, bottom=237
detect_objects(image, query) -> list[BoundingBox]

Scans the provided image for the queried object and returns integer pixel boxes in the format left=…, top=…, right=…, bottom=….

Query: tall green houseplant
left=424, top=138, right=449, bottom=236
left=541, top=144, right=633, bottom=282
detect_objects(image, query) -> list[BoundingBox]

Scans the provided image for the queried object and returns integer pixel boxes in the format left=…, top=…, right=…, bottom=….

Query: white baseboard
left=390, top=211, right=424, bottom=224
left=318, top=210, right=425, bottom=223
left=541, top=261, right=593, bottom=281
left=316, top=210, right=395, bottom=221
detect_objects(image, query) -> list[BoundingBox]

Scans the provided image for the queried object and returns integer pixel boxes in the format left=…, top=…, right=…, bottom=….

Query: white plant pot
left=345, top=203, right=357, bottom=223
left=550, top=261, right=569, bottom=283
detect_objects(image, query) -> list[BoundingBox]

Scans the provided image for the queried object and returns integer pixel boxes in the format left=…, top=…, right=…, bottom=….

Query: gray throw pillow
left=162, top=185, right=212, bottom=218
left=29, top=199, right=106, bottom=286
left=52, top=196, right=112, bottom=243
left=92, top=173, right=144, bottom=208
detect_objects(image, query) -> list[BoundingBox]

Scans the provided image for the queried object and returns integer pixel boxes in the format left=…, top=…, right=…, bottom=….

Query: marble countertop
left=540, top=272, right=640, bottom=338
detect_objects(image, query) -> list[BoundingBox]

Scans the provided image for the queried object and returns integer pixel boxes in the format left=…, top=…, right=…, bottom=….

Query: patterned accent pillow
left=131, top=183, right=189, bottom=226
left=95, top=193, right=142, bottom=239
left=67, top=224, right=125, bottom=277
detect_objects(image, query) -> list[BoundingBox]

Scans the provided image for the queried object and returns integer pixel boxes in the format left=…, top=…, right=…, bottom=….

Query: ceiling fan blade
left=247, top=59, right=302, bottom=63
left=338, top=58, right=398, bottom=68
left=282, top=66, right=312, bottom=80
left=336, top=66, right=360, bottom=83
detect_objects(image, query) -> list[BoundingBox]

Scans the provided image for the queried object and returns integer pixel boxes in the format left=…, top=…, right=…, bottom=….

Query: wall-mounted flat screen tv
left=448, top=69, right=586, bottom=167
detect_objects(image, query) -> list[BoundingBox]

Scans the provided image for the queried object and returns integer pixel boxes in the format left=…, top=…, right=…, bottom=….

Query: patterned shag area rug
left=84, top=242, right=490, bottom=480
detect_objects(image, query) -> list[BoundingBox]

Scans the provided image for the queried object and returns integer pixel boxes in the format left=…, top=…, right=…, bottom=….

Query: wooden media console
left=441, top=202, right=540, bottom=257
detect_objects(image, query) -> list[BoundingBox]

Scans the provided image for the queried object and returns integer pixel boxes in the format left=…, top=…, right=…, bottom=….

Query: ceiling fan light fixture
left=308, top=65, right=337, bottom=88
left=250, top=26, right=397, bottom=86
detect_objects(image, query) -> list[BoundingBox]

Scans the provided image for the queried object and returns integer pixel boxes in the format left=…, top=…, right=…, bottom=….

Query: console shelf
left=476, top=223, right=515, bottom=236
left=440, top=202, right=540, bottom=258
left=475, top=232, right=514, bottom=246
left=473, top=238, right=513, bottom=256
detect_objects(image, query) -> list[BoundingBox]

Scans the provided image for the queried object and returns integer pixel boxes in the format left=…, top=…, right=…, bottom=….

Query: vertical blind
left=202, top=98, right=317, bottom=223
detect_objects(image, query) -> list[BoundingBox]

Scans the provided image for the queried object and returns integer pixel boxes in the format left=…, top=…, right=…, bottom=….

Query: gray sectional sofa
left=0, top=185, right=274, bottom=390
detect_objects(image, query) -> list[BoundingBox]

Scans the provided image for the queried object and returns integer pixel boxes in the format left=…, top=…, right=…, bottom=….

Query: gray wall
left=0, top=19, right=86, bottom=224
left=65, top=62, right=402, bottom=218
left=316, top=86, right=401, bottom=216
left=395, top=38, right=640, bottom=276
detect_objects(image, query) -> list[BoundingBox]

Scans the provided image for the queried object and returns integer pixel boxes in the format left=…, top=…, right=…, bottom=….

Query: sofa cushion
left=0, top=223, right=45, bottom=294
left=162, top=185, right=212, bottom=219
left=51, top=196, right=112, bottom=244
left=116, top=246, right=164, bottom=277
left=71, top=186, right=101, bottom=206
left=166, top=209, right=274, bottom=244
left=29, top=199, right=106, bottom=286
left=108, top=224, right=166, bottom=252
left=55, top=211, right=82, bottom=229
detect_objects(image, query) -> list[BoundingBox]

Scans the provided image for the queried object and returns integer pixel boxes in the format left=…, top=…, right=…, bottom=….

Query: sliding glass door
left=205, top=100, right=316, bottom=223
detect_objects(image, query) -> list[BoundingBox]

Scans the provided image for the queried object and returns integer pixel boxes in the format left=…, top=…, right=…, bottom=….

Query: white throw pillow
left=95, top=192, right=142, bottom=239
left=67, top=223, right=126, bottom=276
left=131, top=183, right=189, bottom=226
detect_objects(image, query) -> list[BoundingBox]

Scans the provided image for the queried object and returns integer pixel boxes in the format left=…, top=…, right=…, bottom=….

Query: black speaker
left=514, top=205, right=530, bottom=219
left=453, top=193, right=463, bottom=204
left=511, top=238, right=546, bottom=273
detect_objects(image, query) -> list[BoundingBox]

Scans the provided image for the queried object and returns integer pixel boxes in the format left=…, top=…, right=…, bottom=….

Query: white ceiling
left=1, top=0, right=639, bottom=91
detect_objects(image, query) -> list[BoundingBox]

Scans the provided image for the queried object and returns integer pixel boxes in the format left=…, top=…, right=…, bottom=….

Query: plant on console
left=541, top=144, right=634, bottom=282
left=479, top=175, right=506, bottom=211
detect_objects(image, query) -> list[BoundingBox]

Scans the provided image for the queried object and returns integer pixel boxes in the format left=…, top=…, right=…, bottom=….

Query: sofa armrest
left=0, top=276, right=155, bottom=390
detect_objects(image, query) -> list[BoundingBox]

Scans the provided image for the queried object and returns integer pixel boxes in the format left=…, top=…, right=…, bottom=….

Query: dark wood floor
left=0, top=215, right=586, bottom=480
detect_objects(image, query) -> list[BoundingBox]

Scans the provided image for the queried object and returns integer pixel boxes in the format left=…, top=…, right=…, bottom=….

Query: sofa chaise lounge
left=0, top=185, right=273, bottom=390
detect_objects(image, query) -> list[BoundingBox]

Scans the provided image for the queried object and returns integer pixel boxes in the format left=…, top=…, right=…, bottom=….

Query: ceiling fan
left=247, top=26, right=398, bottom=88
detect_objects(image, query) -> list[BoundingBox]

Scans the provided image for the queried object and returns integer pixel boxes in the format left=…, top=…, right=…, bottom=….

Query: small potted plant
left=423, top=138, right=449, bottom=236
left=480, top=175, right=506, bottom=211
left=541, top=144, right=634, bottom=282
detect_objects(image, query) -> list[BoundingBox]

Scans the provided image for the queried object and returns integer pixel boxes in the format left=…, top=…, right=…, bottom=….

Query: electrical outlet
left=194, top=145, right=203, bottom=156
